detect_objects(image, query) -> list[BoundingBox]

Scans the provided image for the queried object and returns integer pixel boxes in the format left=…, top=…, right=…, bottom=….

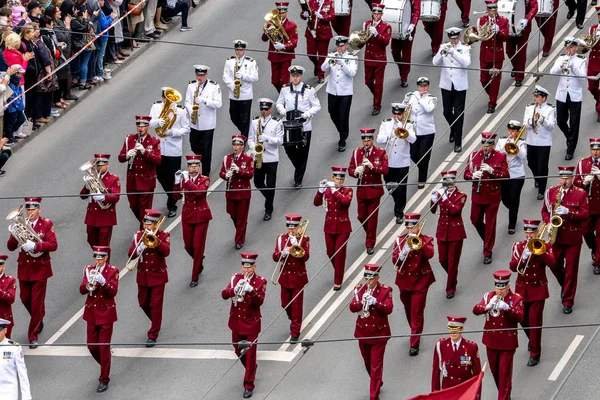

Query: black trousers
left=0, top=149, right=12, bottom=170
left=441, top=87, right=466, bottom=147
left=190, top=128, right=214, bottom=176
left=157, top=155, right=181, bottom=211
left=410, top=134, right=435, bottom=184
left=384, top=166, right=409, bottom=218
left=327, top=93, right=352, bottom=146
left=254, top=161, right=278, bottom=213
left=500, top=177, right=525, bottom=230
left=4, top=111, right=26, bottom=139
left=284, top=130, right=312, bottom=185
left=527, top=145, right=551, bottom=195
left=229, top=99, right=252, bottom=137
left=556, top=94, right=581, bottom=156
left=566, top=0, right=586, bottom=25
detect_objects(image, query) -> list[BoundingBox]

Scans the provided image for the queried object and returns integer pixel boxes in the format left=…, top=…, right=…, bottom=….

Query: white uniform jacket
left=247, top=115, right=285, bottom=163
left=376, top=118, right=417, bottom=168
left=149, top=102, right=191, bottom=157
left=185, top=79, right=222, bottom=131
left=321, top=50, right=358, bottom=96
left=222, top=55, right=259, bottom=101
left=432, top=42, right=471, bottom=91
left=0, top=338, right=31, bottom=400
left=403, top=91, right=437, bottom=136
left=550, top=54, right=588, bottom=102
left=276, top=82, right=321, bottom=132
left=523, top=102, right=556, bottom=147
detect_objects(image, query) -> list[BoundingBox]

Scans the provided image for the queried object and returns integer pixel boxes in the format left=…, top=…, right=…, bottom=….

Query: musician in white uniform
left=276, top=65, right=321, bottom=187
left=549, top=37, right=587, bottom=160
left=403, top=77, right=437, bottom=189
left=322, top=35, right=358, bottom=152
left=0, top=318, right=32, bottom=400
left=222, top=40, right=259, bottom=137
left=150, top=88, right=191, bottom=218
left=185, top=65, right=223, bottom=176
left=496, top=121, right=527, bottom=234
left=433, top=27, right=471, bottom=153
left=376, top=103, right=416, bottom=224
left=523, top=85, right=556, bottom=200
left=248, top=98, right=284, bottom=221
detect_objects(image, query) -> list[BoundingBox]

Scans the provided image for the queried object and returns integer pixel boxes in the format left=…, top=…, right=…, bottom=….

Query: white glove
left=92, top=194, right=105, bottom=202
left=282, top=247, right=290, bottom=257
left=301, top=112, right=311, bottom=120
left=267, top=24, right=276, bottom=31
left=274, top=42, right=286, bottom=50
left=136, top=242, right=147, bottom=255
left=584, top=174, right=595, bottom=185
left=230, top=163, right=240, bottom=173
left=472, top=170, right=483, bottom=180
left=369, top=26, right=378, bottom=36
left=485, top=295, right=498, bottom=310
left=363, top=159, right=374, bottom=170
left=400, top=244, right=410, bottom=260
left=327, top=181, right=335, bottom=188
left=174, top=173, right=182, bottom=185
left=144, top=228, right=153, bottom=235
left=135, top=143, right=145, bottom=154
left=127, top=149, right=137, bottom=159
left=234, top=279, right=245, bottom=292
left=445, top=44, right=454, bottom=54
left=431, top=190, right=439, bottom=203
left=407, top=23, right=415, bottom=34
left=555, top=205, right=569, bottom=215
left=522, top=247, right=532, bottom=260
left=519, top=18, right=528, bottom=30
left=83, top=175, right=94, bottom=183
left=95, top=273, right=106, bottom=286
left=8, top=224, right=15, bottom=234
left=21, top=240, right=35, bottom=252
left=289, top=235, right=299, bottom=246
left=302, top=11, right=309, bottom=18
left=480, top=163, right=494, bottom=174
left=493, top=24, right=499, bottom=33
left=440, top=190, right=448, bottom=201
left=315, top=11, right=323, bottom=19
left=225, top=170, right=234, bottom=179
left=498, top=300, right=509, bottom=311
left=592, top=165, right=600, bottom=176
left=194, top=96, right=203, bottom=105
left=235, top=71, right=243, bottom=79
left=355, top=165, right=365, bottom=176
left=155, top=118, right=166, bottom=128
left=181, top=170, right=190, bottom=180
left=244, top=282, right=253, bottom=292
left=368, top=295, right=377, bottom=306
left=319, top=179, right=327, bottom=193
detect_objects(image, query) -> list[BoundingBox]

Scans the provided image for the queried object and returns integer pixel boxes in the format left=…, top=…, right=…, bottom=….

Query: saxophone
left=190, top=81, right=200, bottom=125
left=233, top=59, right=241, bottom=99
left=548, top=185, right=565, bottom=244
left=254, top=117, right=264, bottom=169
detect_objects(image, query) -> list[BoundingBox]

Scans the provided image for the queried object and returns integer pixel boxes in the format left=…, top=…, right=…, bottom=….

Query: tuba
left=394, top=104, right=412, bottom=139
left=254, top=117, right=265, bottom=169
left=125, top=215, right=167, bottom=271
left=464, top=17, right=495, bottom=43
left=504, top=125, right=526, bottom=155
left=349, top=29, right=372, bottom=49
left=79, top=160, right=111, bottom=210
left=264, top=9, right=290, bottom=46
left=155, top=88, right=182, bottom=138
left=6, top=206, right=43, bottom=258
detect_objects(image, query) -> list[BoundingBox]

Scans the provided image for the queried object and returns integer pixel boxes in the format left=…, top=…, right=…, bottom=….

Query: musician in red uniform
left=575, top=138, right=600, bottom=274
left=272, top=214, right=309, bottom=342
left=173, top=155, right=212, bottom=287
left=79, top=154, right=121, bottom=255
left=509, top=219, right=556, bottom=367
left=314, top=166, right=353, bottom=290
left=506, top=0, right=538, bottom=87
left=430, top=170, right=467, bottom=299
left=455, top=0, right=471, bottom=28
left=349, top=264, right=393, bottom=400
left=392, top=213, right=435, bottom=356
left=332, top=0, right=352, bottom=37
left=219, top=135, right=254, bottom=250
left=422, top=0, right=448, bottom=55
left=117, top=116, right=162, bottom=228
left=348, top=128, right=389, bottom=254
left=541, top=166, right=589, bottom=314
left=363, top=4, right=392, bottom=115
left=127, top=209, right=170, bottom=347
left=473, top=270, right=524, bottom=400
left=79, top=246, right=119, bottom=393
left=390, top=0, right=420, bottom=87
left=300, top=0, right=335, bottom=83
left=221, top=252, right=267, bottom=399
left=586, top=7, right=600, bottom=122
left=535, top=0, right=559, bottom=57
left=431, top=316, right=481, bottom=391
left=0, top=255, right=16, bottom=338
left=262, top=2, right=299, bottom=92
left=7, top=197, right=58, bottom=349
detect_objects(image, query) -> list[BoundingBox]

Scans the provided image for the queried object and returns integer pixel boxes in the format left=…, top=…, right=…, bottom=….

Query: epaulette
left=355, top=284, right=361, bottom=289
left=408, top=119, right=414, bottom=124
left=575, top=186, right=586, bottom=193
left=246, top=56, right=254, bottom=62
left=528, top=103, right=535, bottom=106
left=383, top=118, right=392, bottom=122
left=177, top=105, right=185, bottom=109
left=209, top=79, right=217, bottom=85
left=272, top=117, right=280, bottom=121
left=281, top=83, right=289, bottom=88
left=501, top=136, right=508, bottom=139
left=577, top=54, right=585, bottom=59
left=8, top=339, right=18, bottom=345
left=253, top=116, right=260, bottom=120
left=305, top=85, right=312, bottom=89
left=109, top=265, right=117, bottom=270
left=154, top=100, right=162, bottom=104
left=228, top=55, right=236, bottom=60
left=189, top=80, right=197, bottom=84
left=547, top=103, right=555, bottom=108
left=381, top=284, right=389, bottom=289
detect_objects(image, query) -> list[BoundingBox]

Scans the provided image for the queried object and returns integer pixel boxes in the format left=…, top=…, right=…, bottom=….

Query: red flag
left=406, top=363, right=486, bottom=400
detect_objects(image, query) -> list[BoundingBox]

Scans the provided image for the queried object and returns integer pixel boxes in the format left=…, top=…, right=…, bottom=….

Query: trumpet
left=329, top=52, right=340, bottom=66
left=85, top=265, right=100, bottom=292
left=517, top=223, right=549, bottom=275
left=489, top=295, right=505, bottom=318
left=440, top=43, right=452, bottom=57
left=394, top=104, right=412, bottom=139
left=125, top=215, right=167, bottom=271
left=271, top=219, right=309, bottom=285
left=394, top=219, right=426, bottom=272
left=504, top=125, right=526, bottom=155
left=561, top=57, right=571, bottom=75
left=359, top=285, right=374, bottom=318
left=80, top=160, right=111, bottom=210
left=233, top=274, right=251, bottom=305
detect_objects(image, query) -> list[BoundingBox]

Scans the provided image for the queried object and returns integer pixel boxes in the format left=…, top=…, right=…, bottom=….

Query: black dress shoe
left=508, top=229, right=515, bottom=235
left=167, top=209, right=177, bottom=218
left=29, top=340, right=39, bottom=349
left=417, top=184, right=425, bottom=189
left=366, top=247, right=374, bottom=255
left=462, top=22, right=469, bottom=28
left=396, top=216, right=404, bottom=224
left=409, top=346, right=419, bottom=356
left=566, top=11, right=574, bottom=19
left=263, top=213, right=272, bottom=221
left=32, top=122, right=41, bottom=130
left=293, top=182, right=302, bottom=189
left=338, top=145, right=346, bottom=152
left=290, top=336, right=299, bottom=344
left=594, top=265, right=600, bottom=275
left=577, top=23, right=583, bottom=29
left=243, top=389, right=253, bottom=398
left=483, top=255, right=493, bottom=265
left=82, top=83, right=92, bottom=90
left=542, top=51, right=549, bottom=57
left=317, top=78, right=325, bottom=84
left=527, top=357, right=540, bottom=367
left=563, top=305, right=572, bottom=314
left=235, top=244, right=244, bottom=250
left=400, top=80, right=408, bottom=88
left=333, top=285, right=341, bottom=291
left=537, top=193, right=544, bottom=200
left=515, top=81, right=522, bottom=87
left=146, top=338, right=157, bottom=347
left=487, top=107, right=495, bottom=114
left=446, top=293, right=454, bottom=299
left=454, top=145, right=462, bottom=153
left=565, top=153, right=573, bottom=161
left=372, top=108, right=380, bottom=116
left=97, top=382, right=109, bottom=393
left=190, top=280, right=198, bottom=287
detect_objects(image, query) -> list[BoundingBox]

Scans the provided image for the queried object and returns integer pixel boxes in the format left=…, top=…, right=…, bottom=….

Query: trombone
left=516, top=223, right=549, bottom=275
left=394, top=219, right=426, bottom=272
left=504, top=125, right=526, bottom=155
left=271, top=219, right=309, bottom=285
left=393, top=104, right=412, bottom=139
left=125, top=216, right=167, bottom=271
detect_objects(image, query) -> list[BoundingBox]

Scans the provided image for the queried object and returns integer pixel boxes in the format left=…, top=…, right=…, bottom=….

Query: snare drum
left=283, top=120, right=305, bottom=147
left=334, top=0, right=351, bottom=16
left=382, top=0, right=413, bottom=39
left=420, top=0, right=441, bottom=22
left=498, top=0, right=526, bottom=37
left=536, top=0, right=553, bottom=18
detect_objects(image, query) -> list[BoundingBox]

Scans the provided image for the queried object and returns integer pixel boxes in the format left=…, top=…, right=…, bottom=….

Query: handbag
left=128, top=2, right=143, bottom=16
left=36, top=70, right=59, bottom=93
left=86, top=24, right=96, bottom=51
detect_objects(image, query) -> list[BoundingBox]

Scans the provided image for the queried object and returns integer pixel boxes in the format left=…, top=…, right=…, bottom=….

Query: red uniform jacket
left=173, top=175, right=213, bottom=224
left=574, top=157, right=600, bottom=215
left=272, top=233, right=310, bottom=288
left=314, top=186, right=353, bottom=234
left=409, top=0, right=421, bottom=25
left=477, top=15, right=509, bottom=63
left=79, top=264, right=119, bottom=325
left=219, top=153, right=254, bottom=200
left=589, top=25, right=600, bottom=71
left=128, top=230, right=170, bottom=287
left=117, top=134, right=162, bottom=192
left=7, top=217, right=58, bottom=281
left=300, top=0, right=335, bottom=40
left=79, top=171, right=121, bottom=227
left=432, top=337, right=481, bottom=391
left=0, top=274, right=16, bottom=324
left=473, top=290, right=524, bottom=350
left=349, top=282, right=393, bottom=344
left=430, top=189, right=467, bottom=242
left=464, top=149, right=509, bottom=204
left=392, top=233, right=436, bottom=291
left=541, top=185, right=589, bottom=245
left=364, top=20, right=392, bottom=67
left=221, top=273, right=267, bottom=335
left=348, top=146, right=389, bottom=199
left=509, top=241, right=556, bottom=302
left=262, top=18, right=299, bottom=62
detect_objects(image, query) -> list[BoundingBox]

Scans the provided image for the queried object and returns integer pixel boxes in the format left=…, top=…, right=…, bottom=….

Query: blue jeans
left=96, top=40, right=108, bottom=77
left=163, top=2, right=189, bottom=27
left=87, top=51, right=97, bottom=82
left=78, top=50, right=92, bottom=83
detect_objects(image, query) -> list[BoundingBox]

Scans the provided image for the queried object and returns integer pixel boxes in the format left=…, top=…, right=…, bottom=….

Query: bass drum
left=498, top=0, right=526, bottom=37
left=334, top=0, right=351, bottom=16
left=536, top=0, right=553, bottom=17
left=382, top=0, right=413, bottom=40
left=420, top=0, right=441, bottom=22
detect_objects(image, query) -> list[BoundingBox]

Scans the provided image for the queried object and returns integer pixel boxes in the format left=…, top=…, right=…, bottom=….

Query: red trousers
left=182, top=220, right=209, bottom=280
left=19, top=279, right=47, bottom=341
left=270, top=60, right=292, bottom=92
left=480, top=60, right=503, bottom=108
left=437, top=239, right=463, bottom=295
left=391, top=38, right=414, bottom=81
left=87, top=322, right=114, bottom=383
left=399, top=288, right=428, bottom=347
left=232, top=331, right=258, bottom=390
left=325, top=232, right=350, bottom=286
left=127, top=192, right=154, bottom=229
left=587, top=68, right=600, bottom=115
left=357, top=197, right=381, bottom=248
left=506, top=29, right=531, bottom=82
left=86, top=226, right=113, bottom=262
left=226, top=198, right=250, bottom=245
left=521, top=300, right=545, bottom=359
left=364, top=65, right=386, bottom=110
left=470, top=201, right=500, bottom=257
left=358, top=341, right=387, bottom=400
left=306, top=38, right=330, bottom=79
left=550, top=243, right=582, bottom=307
left=455, top=0, right=471, bottom=23
left=486, top=347, right=515, bottom=400
left=332, top=15, right=351, bottom=37
left=584, top=214, right=600, bottom=264
left=137, top=284, right=165, bottom=340
left=535, top=14, right=557, bottom=53
left=422, top=12, right=447, bottom=54
left=280, top=286, right=304, bottom=338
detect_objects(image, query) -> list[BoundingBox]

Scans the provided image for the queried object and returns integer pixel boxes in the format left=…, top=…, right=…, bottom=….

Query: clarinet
left=128, top=134, right=141, bottom=171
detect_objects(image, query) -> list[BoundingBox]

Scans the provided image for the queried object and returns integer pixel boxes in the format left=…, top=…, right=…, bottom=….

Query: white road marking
left=548, top=335, right=584, bottom=381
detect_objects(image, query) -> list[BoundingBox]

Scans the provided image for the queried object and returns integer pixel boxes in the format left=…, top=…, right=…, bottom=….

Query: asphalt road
left=3, top=0, right=600, bottom=399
